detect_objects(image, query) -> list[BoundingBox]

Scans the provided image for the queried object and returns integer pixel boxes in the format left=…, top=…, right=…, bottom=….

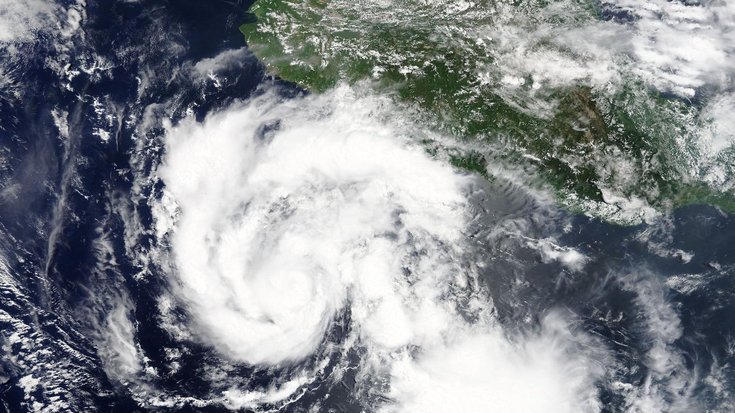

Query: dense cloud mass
left=492, top=0, right=735, bottom=97
left=606, top=0, right=735, bottom=97
left=0, top=0, right=57, bottom=43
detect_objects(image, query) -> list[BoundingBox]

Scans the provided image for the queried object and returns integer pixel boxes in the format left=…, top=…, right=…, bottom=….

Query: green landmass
left=239, top=0, right=734, bottom=223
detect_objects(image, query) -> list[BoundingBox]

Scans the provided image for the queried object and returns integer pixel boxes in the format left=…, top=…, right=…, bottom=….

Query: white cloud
left=618, top=271, right=693, bottom=413
left=487, top=0, right=735, bottom=99
left=527, top=237, right=589, bottom=272
left=701, top=93, right=735, bottom=155
left=0, top=0, right=59, bottom=43
left=99, top=300, right=143, bottom=379
left=605, top=0, right=735, bottom=97
left=384, top=313, right=604, bottom=413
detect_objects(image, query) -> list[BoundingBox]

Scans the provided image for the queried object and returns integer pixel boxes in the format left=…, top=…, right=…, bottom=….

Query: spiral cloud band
left=156, top=87, right=603, bottom=411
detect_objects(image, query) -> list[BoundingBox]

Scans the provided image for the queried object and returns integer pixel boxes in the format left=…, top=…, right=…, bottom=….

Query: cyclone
left=157, top=87, right=469, bottom=365
left=0, top=1, right=734, bottom=413
left=154, top=87, right=603, bottom=412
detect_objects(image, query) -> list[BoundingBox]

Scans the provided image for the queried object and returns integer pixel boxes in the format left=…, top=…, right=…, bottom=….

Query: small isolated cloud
left=528, top=237, right=589, bottom=272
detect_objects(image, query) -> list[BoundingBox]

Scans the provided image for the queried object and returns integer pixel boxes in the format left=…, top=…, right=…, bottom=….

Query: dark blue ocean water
left=0, top=1, right=733, bottom=412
